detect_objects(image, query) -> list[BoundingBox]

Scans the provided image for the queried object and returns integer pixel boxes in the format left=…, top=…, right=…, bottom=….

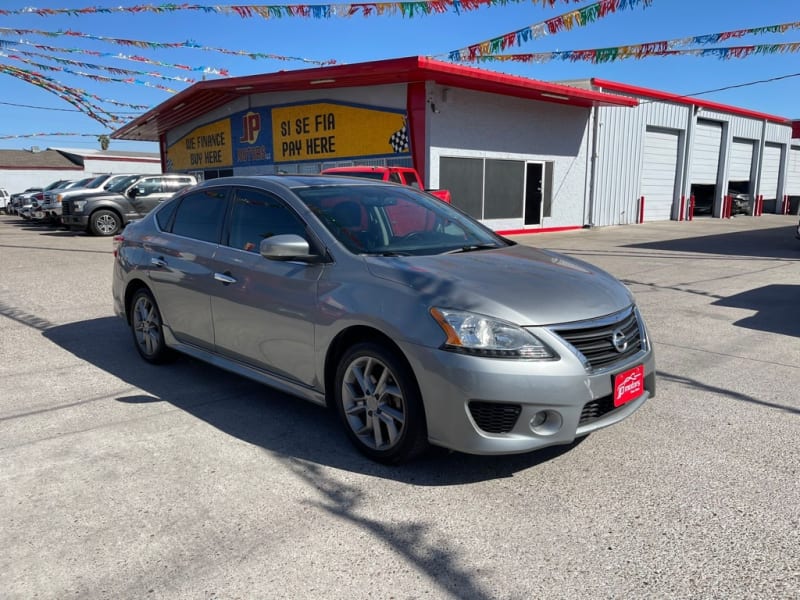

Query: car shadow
left=43, top=316, right=583, bottom=485
left=711, top=284, right=800, bottom=338
left=623, top=223, right=799, bottom=260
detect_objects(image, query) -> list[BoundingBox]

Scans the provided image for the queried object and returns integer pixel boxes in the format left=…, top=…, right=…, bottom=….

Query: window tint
left=165, top=178, right=194, bottom=193
left=138, top=178, right=165, bottom=196
left=155, top=199, right=179, bottom=230
left=170, top=188, right=227, bottom=243
left=227, top=188, right=307, bottom=253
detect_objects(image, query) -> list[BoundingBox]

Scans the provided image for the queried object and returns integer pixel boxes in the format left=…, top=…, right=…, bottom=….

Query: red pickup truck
left=320, top=166, right=451, bottom=203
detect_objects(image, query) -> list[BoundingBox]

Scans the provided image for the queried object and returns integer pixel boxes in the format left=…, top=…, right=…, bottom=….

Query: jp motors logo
left=239, top=111, right=261, bottom=144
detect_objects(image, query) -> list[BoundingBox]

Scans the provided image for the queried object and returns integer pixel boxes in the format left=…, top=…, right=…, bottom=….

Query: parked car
left=321, top=166, right=452, bottom=203
left=113, top=175, right=656, bottom=463
left=0, top=188, right=10, bottom=212
left=8, top=187, right=43, bottom=215
left=33, top=179, right=92, bottom=223
left=62, top=173, right=197, bottom=236
left=41, top=173, right=137, bottom=224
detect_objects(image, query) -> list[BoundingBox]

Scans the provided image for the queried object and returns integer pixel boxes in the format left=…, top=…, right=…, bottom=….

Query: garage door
left=691, top=121, right=722, bottom=184
left=639, top=128, right=680, bottom=221
left=786, top=146, right=800, bottom=196
left=759, top=143, right=782, bottom=200
left=729, top=139, right=754, bottom=180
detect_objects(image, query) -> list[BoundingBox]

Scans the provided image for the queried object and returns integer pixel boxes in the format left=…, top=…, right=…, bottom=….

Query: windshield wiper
left=441, top=243, right=499, bottom=255
left=362, top=251, right=411, bottom=257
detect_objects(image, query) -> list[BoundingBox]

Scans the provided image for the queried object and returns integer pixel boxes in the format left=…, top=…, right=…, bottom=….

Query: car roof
left=194, top=174, right=382, bottom=191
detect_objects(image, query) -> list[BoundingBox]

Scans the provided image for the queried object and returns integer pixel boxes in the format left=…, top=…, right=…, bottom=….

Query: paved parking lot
left=1, top=213, right=798, bottom=599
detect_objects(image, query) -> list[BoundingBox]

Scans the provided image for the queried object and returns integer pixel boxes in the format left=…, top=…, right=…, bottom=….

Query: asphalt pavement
left=1, top=212, right=798, bottom=599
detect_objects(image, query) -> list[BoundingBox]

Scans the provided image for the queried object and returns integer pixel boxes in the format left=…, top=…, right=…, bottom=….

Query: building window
left=439, top=156, right=552, bottom=222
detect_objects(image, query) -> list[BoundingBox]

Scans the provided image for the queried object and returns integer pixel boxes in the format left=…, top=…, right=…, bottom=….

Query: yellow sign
left=167, top=119, right=233, bottom=171
left=272, top=102, right=407, bottom=163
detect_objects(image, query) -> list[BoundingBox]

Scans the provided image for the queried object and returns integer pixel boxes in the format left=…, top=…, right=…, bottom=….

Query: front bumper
left=62, top=214, right=89, bottom=228
left=403, top=339, right=655, bottom=456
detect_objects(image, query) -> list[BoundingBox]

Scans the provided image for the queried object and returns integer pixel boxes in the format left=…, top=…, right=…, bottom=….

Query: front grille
left=578, top=395, right=615, bottom=426
left=553, top=308, right=643, bottom=371
left=61, top=201, right=72, bottom=216
left=468, top=401, right=521, bottom=434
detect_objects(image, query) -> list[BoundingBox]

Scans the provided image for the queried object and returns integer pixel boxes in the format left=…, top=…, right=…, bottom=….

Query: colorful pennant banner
left=473, top=41, right=800, bottom=64
left=0, top=52, right=181, bottom=93
left=447, top=0, right=654, bottom=61
left=3, top=1, right=582, bottom=20
left=3, top=39, right=230, bottom=76
left=5, top=48, right=199, bottom=83
left=0, top=132, right=109, bottom=140
left=0, top=64, right=119, bottom=127
left=0, top=27, right=336, bottom=65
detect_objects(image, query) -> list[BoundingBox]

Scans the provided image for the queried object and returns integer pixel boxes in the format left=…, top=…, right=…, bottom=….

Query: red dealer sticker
left=613, top=364, right=644, bottom=407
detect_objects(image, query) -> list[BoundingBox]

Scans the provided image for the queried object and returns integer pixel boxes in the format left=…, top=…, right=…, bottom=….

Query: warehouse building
left=0, top=147, right=161, bottom=196
left=112, top=56, right=797, bottom=233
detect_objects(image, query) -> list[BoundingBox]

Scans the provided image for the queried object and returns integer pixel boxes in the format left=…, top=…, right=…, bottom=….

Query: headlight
left=73, top=200, right=87, bottom=213
left=430, top=308, right=556, bottom=360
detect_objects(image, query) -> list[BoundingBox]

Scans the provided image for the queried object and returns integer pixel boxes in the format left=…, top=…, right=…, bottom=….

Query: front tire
left=130, top=288, right=172, bottom=364
left=334, top=342, right=428, bottom=464
left=90, top=209, right=122, bottom=236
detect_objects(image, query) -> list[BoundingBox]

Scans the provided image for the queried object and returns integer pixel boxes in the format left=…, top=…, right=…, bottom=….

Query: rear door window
left=170, top=188, right=228, bottom=243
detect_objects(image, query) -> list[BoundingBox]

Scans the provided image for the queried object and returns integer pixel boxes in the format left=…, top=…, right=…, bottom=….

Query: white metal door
left=785, top=146, right=800, bottom=196
left=759, top=143, right=782, bottom=200
left=691, top=121, right=723, bottom=184
left=729, top=139, right=754, bottom=181
left=639, top=129, right=679, bottom=221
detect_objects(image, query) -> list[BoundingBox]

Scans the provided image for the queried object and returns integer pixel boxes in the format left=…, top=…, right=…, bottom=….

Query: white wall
left=426, top=85, right=591, bottom=229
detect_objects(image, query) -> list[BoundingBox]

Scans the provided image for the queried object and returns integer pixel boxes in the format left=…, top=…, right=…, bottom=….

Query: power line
left=642, top=72, right=800, bottom=103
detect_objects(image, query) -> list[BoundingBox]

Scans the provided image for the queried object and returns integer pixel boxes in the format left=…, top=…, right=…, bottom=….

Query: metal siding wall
left=729, top=139, right=754, bottom=180
left=759, top=143, right=782, bottom=199
left=787, top=146, right=800, bottom=195
left=592, top=101, right=687, bottom=226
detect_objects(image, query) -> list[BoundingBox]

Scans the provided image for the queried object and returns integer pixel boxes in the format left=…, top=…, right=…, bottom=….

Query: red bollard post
left=724, top=195, right=731, bottom=219
left=689, top=195, right=695, bottom=221
left=638, top=196, right=645, bottom=224
left=679, top=195, right=685, bottom=221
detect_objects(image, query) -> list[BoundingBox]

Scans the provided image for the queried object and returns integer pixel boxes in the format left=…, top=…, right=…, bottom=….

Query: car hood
left=364, top=244, right=633, bottom=325
left=63, top=190, right=124, bottom=202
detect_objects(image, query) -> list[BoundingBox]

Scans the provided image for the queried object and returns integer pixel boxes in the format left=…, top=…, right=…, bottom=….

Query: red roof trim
left=591, top=78, right=790, bottom=124
left=114, top=56, right=637, bottom=141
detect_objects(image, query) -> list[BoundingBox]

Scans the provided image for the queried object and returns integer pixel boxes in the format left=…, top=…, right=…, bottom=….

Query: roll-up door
left=784, top=146, right=800, bottom=196
left=639, top=128, right=679, bottom=221
left=691, top=121, right=723, bottom=184
left=759, top=143, right=782, bottom=200
left=729, top=139, right=754, bottom=181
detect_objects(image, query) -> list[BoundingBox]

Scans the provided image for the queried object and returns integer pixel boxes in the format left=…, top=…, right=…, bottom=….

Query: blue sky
left=0, top=0, right=798, bottom=153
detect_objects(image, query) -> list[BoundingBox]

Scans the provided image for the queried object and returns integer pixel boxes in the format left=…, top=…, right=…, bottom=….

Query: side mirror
left=259, top=234, right=320, bottom=262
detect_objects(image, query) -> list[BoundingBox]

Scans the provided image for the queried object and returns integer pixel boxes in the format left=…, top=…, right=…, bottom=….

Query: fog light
left=529, top=410, right=562, bottom=436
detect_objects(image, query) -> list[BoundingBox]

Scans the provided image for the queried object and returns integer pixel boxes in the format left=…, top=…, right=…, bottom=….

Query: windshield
left=296, top=184, right=509, bottom=256
left=107, top=175, right=141, bottom=193
left=85, top=175, right=110, bottom=188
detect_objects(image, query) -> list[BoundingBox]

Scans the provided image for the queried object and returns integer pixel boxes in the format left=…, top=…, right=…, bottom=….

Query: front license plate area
left=613, top=364, right=644, bottom=407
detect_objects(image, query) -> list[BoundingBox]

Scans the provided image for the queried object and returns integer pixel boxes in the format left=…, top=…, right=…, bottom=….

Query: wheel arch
left=123, top=278, right=152, bottom=325
left=323, top=325, right=419, bottom=409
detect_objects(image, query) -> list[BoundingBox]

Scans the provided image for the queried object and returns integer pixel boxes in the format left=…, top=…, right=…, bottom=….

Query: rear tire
left=334, top=342, right=428, bottom=464
left=129, top=288, right=173, bottom=364
left=90, top=209, right=122, bottom=236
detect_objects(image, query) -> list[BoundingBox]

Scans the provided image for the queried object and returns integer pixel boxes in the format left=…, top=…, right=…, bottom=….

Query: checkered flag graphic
left=389, top=124, right=409, bottom=153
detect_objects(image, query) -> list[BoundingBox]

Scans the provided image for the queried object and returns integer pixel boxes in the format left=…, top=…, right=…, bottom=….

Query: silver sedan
left=112, top=175, right=655, bottom=463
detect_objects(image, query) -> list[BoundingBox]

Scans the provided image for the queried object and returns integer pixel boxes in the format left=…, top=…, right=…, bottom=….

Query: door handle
left=214, top=272, right=237, bottom=285
left=150, top=257, right=167, bottom=268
